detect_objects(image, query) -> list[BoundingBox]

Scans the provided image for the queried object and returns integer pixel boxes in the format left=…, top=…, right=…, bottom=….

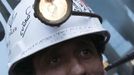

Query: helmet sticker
left=73, top=0, right=93, bottom=13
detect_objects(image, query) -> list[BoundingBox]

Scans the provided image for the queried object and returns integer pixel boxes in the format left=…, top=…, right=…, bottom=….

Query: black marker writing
left=20, top=6, right=31, bottom=38
left=8, top=13, right=18, bottom=36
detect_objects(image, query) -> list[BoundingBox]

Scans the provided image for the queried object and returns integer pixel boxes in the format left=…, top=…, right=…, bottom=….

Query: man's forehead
left=35, top=37, right=94, bottom=56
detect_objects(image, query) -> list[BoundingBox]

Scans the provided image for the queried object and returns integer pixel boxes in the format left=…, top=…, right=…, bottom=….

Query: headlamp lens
left=40, top=0, right=67, bottom=20
left=34, top=0, right=72, bottom=26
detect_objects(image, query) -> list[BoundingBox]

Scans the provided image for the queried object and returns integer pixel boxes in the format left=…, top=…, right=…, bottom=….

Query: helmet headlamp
left=34, top=0, right=102, bottom=26
left=34, top=0, right=72, bottom=26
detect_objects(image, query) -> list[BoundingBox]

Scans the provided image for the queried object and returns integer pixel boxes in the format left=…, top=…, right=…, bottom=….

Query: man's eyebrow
left=43, top=46, right=62, bottom=55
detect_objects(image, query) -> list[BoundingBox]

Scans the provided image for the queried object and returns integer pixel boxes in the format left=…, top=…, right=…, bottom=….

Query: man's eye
left=48, top=56, right=60, bottom=65
left=79, top=49, right=92, bottom=58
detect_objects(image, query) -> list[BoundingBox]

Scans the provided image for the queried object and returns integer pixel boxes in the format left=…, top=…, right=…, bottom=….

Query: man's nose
left=68, top=58, right=86, bottom=75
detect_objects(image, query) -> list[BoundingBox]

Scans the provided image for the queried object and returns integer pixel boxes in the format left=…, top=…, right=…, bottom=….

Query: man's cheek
left=84, top=61, right=105, bottom=75
left=38, top=67, right=66, bottom=75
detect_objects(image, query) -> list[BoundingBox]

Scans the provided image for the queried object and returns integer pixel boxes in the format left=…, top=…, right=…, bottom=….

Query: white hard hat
left=5, top=0, right=110, bottom=74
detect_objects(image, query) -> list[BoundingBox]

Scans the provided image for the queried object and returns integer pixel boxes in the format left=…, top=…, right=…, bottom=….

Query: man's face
left=33, top=38, right=105, bottom=75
